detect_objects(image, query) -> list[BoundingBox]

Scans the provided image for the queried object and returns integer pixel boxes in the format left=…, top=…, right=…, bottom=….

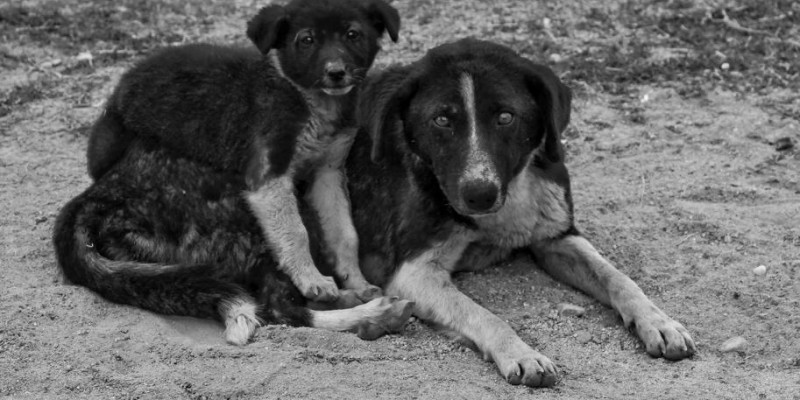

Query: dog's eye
left=346, top=29, right=361, bottom=41
left=497, top=112, right=514, bottom=126
left=433, top=115, right=451, bottom=128
left=300, top=35, right=314, bottom=46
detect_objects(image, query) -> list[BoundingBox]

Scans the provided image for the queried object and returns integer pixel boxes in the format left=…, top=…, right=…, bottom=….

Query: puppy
left=84, top=0, right=400, bottom=303
left=342, top=38, right=696, bottom=387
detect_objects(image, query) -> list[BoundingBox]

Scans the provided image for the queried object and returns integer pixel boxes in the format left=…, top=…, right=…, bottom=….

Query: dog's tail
left=53, top=194, right=262, bottom=345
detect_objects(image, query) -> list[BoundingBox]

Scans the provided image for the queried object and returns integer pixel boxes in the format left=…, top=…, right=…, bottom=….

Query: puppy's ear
left=520, top=61, right=571, bottom=163
left=247, top=5, right=290, bottom=54
left=359, top=67, right=416, bottom=162
left=364, top=0, right=401, bottom=42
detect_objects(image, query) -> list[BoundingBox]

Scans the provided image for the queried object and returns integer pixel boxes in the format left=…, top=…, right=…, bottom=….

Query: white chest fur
left=471, top=168, right=571, bottom=249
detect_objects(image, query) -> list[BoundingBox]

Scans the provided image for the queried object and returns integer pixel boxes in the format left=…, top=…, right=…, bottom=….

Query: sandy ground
left=2, top=0, right=799, bottom=398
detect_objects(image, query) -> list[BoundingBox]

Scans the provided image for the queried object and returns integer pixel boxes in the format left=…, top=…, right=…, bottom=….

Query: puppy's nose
left=327, top=68, right=346, bottom=82
left=325, top=62, right=347, bottom=82
left=460, top=180, right=500, bottom=213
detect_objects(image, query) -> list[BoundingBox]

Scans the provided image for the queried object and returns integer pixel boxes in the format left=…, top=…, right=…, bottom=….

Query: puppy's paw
left=355, top=296, right=414, bottom=340
left=338, top=268, right=383, bottom=302
left=491, top=338, right=558, bottom=387
left=296, top=273, right=339, bottom=303
left=222, top=299, right=261, bottom=346
left=630, top=308, right=696, bottom=360
left=355, top=284, right=383, bottom=302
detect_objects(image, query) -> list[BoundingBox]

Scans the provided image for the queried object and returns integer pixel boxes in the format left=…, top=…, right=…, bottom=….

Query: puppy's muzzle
left=322, top=60, right=354, bottom=96
left=458, top=179, right=502, bottom=214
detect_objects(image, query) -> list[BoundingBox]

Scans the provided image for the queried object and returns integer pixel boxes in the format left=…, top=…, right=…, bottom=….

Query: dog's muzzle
left=321, top=61, right=354, bottom=96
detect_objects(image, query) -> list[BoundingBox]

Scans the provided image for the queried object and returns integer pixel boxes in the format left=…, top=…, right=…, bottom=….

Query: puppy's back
left=88, top=44, right=309, bottom=178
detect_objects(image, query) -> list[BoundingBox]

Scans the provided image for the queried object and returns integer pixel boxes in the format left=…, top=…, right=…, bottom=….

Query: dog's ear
left=363, top=0, right=401, bottom=42
left=359, top=67, right=417, bottom=162
left=519, top=61, right=571, bottom=163
left=247, top=5, right=290, bottom=54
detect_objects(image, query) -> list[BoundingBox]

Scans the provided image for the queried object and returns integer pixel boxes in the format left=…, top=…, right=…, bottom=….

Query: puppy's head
left=247, top=0, right=400, bottom=97
left=364, top=38, right=571, bottom=216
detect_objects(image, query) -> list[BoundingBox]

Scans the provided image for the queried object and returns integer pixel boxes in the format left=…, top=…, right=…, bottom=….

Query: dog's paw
left=296, top=274, right=339, bottom=302
left=355, top=284, right=383, bottom=302
left=491, top=338, right=558, bottom=387
left=629, top=308, right=696, bottom=360
left=355, top=296, right=414, bottom=340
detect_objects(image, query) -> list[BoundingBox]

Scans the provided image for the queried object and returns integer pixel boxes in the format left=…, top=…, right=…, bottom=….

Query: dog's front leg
left=532, top=235, right=696, bottom=360
left=306, top=132, right=382, bottom=302
left=386, top=246, right=558, bottom=387
left=247, top=176, right=339, bottom=302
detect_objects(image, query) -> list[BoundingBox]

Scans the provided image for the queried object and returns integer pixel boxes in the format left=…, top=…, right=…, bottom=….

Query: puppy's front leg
left=307, top=166, right=382, bottom=302
left=532, top=235, right=696, bottom=360
left=247, top=175, right=338, bottom=302
left=306, top=131, right=382, bottom=302
left=386, top=246, right=558, bottom=387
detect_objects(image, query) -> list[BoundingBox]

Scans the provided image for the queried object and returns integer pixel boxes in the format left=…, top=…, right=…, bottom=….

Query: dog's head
left=247, top=0, right=400, bottom=97
left=363, top=38, right=571, bottom=216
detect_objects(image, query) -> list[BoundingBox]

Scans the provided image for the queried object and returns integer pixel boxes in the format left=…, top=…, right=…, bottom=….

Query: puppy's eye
left=497, top=112, right=514, bottom=126
left=300, top=35, right=314, bottom=46
left=346, top=29, right=361, bottom=40
left=433, top=115, right=451, bottom=128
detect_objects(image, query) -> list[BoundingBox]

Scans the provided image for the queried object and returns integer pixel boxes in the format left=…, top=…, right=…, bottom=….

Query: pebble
left=557, top=303, right=586, bottom=317
left=774, top=137, right=794, bottom=151
left=720, top=336, right=748, bottom=353
left=575, top=330, right=593, bottom=344
left=753, top=265, right=767, bottom=275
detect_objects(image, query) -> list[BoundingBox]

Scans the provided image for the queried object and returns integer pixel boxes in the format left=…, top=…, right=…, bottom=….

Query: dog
left=83, top=0, right=400, bottom=305
left=339, top=38, right=697, bottom=387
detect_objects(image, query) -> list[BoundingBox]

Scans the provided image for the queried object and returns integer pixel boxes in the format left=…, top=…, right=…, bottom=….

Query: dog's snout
left=325, top=62, right=347, bottom=82
left=460, top=180, right=500, bottom=213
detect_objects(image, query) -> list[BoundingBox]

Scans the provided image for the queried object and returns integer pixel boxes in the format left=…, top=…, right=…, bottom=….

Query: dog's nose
left=326, top=66, right=346, bottom=82
left=460, top=180, right=500, bottom=213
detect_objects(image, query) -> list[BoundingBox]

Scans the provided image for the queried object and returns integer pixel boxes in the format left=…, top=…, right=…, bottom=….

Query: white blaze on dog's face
left=404, top=64, right=545, bottom=216
left=247, top=0, right=400, bottom=96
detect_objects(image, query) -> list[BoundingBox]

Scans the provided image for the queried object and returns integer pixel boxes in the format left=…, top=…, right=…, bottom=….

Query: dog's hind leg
left=247, top=175, right=340, bottom=302
left=531, top=235, right=696, bottom=360
left=307, top=133, right=382, bottom=302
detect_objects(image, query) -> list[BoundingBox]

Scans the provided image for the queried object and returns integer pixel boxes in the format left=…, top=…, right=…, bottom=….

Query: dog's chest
left=472, top=170, right=570, bottom=248
left=293, top=96, right=354, bottom=171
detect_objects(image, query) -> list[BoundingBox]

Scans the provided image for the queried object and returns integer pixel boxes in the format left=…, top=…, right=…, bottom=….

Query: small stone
left=774, top=137, right=794, bottom=152
left=548, top=53, right=563, bottom=63
left=557, top=303, right=586, bottom=317
left=753, top=265, right=767, bottom=275
left=720, top=336, right=747, bottom=353
left=575, top=330, right=592, bottom=344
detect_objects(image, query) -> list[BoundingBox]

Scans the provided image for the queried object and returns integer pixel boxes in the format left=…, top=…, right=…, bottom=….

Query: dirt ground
left=2, top=0, right=799, bottom=398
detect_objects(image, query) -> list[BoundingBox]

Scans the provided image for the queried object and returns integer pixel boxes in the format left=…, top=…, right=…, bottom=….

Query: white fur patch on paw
left=221, top=299, right=260, bottom=346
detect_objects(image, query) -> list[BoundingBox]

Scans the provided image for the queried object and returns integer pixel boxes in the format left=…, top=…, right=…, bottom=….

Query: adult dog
left=344, top=38, right=696, bottom=387
left=84, top=0, right=400, bottom=305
